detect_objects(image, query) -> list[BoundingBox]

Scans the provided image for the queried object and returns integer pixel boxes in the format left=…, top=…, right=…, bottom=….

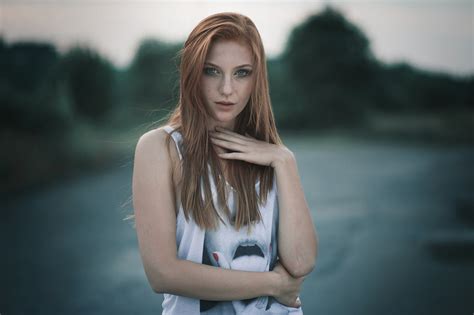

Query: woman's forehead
left=206, top=40, right=253, bottom=67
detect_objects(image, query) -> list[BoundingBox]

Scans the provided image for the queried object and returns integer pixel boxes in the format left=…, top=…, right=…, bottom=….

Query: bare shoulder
left=134, top=127, right=180, bottom=169
left=135, top=127, right=169, bottom=154
left=134, top=127, right=182, bottom=193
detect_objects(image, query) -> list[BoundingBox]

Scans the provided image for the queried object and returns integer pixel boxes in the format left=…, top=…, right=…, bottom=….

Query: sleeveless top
left=161, top=125, right=303, bottom=315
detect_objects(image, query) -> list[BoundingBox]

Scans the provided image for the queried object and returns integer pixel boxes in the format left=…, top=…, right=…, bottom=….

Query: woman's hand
left=213, top=250, right=304, bottom=310
left=209, top=126, right=293, bottom=168
left=272, top=260, right=305, bottom=308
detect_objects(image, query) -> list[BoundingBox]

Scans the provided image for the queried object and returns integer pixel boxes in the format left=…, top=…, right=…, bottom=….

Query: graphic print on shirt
left=199, top=184, right=280, bottom=314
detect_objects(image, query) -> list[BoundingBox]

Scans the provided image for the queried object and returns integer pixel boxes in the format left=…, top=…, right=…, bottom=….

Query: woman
left=132, top=12, right=318, bottom=314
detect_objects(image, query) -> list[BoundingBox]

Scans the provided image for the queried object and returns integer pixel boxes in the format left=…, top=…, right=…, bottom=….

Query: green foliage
left=276, top=6, right=378, bottom=130
left=125, top=38, right=182, bottom=118
left=58, top=46, right=118, bottom=123
left=271, top=5, right=472, bottom=131
left=0, top=41, right=71, bottom=133
left=372, top=62, right=473, bottom=114
left=284, top=6, right=375, bottom=85
left=1, top=7, right=472, bottom=136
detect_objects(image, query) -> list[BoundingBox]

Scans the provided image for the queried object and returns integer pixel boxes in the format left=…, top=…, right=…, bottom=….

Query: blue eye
left=236, top=69, right=252, bottom=77
left=203, top=67, right=218, bottom=76
left=203, top=67, right=252, bottom=77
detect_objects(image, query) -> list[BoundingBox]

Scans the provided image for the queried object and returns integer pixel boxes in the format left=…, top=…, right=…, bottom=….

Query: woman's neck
left=207, top=120, right=236, bottom=131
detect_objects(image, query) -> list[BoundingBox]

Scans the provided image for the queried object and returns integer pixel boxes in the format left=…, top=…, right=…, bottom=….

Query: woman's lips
left=215, top=101, right=235, bottom=106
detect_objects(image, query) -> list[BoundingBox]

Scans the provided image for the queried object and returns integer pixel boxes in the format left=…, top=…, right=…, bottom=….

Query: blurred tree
left=58, top=46, right=117, bottom=123
left=0, top=40, right=70, bottom=132
left=0, top=40, right=58, bottom=92
left=374, top=62, right=474, bottom=114
left=412, top=70, right=473, bottom=112
left=371, top=62, right=421, bottom=113
left=126, top=38, right=181, bottom=118
left=277, top=5, right=378, bottom=130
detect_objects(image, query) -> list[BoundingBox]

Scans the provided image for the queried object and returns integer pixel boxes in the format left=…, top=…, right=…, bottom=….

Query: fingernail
left=212, top=252, right=219, bottom=262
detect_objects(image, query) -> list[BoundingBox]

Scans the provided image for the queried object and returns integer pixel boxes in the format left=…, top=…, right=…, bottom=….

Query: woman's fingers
left=217, top=152, right=247, bottom=162
left=210, top=137, right=246, bottom=152
left=210, top=131, right=247, bottom=145
left=210, top=128, right=277, bottom=166
left=214, top=126, right=254, bottom=142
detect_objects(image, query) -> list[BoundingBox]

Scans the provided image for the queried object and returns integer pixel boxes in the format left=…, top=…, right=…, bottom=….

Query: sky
left=1, top=0, right=472, bottom=77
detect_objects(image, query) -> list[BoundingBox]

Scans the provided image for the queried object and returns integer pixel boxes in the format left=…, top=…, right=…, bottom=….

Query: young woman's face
left=201, top=39, right=255, bottom=130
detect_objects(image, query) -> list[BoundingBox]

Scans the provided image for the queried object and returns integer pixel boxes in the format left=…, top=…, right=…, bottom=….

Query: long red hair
left=164, top=12, right=283, bottom=232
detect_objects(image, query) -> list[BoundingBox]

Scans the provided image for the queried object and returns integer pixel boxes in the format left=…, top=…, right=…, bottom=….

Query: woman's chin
left=213, top=113, right=237, bottom=124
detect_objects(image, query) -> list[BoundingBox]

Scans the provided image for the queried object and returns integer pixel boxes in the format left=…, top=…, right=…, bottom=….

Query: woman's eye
left=203, top=67, right=252, bottom=77
left=203, top=67, right=218, bottom=76
left=236, top=69, right=252, bottom=77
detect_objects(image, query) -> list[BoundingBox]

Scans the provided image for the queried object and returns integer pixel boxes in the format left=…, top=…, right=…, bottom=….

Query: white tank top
left=161, top=125, right=303, bottom=315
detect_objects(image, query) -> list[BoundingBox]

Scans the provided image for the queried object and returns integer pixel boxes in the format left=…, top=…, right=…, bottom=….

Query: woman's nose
left=219, top=76, right=233, bottom=96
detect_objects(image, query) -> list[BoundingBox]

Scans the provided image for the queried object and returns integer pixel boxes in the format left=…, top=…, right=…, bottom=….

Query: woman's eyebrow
left=204, top=61, right=253, bottom=69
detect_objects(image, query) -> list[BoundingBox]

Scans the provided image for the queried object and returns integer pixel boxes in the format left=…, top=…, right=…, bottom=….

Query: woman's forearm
left=274, top=153, right=318, bottom=278
left=153, top=258, right=279, bottom=301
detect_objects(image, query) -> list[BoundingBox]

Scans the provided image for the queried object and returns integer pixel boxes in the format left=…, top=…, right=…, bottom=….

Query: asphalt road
left=2, top=135, right=473, bottom=315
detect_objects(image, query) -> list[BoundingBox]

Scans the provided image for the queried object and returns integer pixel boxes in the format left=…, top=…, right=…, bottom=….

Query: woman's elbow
left=152, top=283, right=166, bottom=294
left=289, top=258, right=316, bottom=278
left=147, top=272, right=166, bottom=294
left=144, top=262, right=173, bottom=294
left=290, top=238, right=318, bottom=278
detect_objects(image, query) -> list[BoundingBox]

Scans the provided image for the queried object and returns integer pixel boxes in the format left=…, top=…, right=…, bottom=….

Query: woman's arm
left=132, top=128, right=279, bottom=301
left=209, top=126, right=318, bottom=278
left=273, top=151, right=318, bottom=278
left=154, top=259, right=277, bottom=300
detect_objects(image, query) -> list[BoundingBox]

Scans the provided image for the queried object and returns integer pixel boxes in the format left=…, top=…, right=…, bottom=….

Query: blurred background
left=1, top=1, right=473, bottom=314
